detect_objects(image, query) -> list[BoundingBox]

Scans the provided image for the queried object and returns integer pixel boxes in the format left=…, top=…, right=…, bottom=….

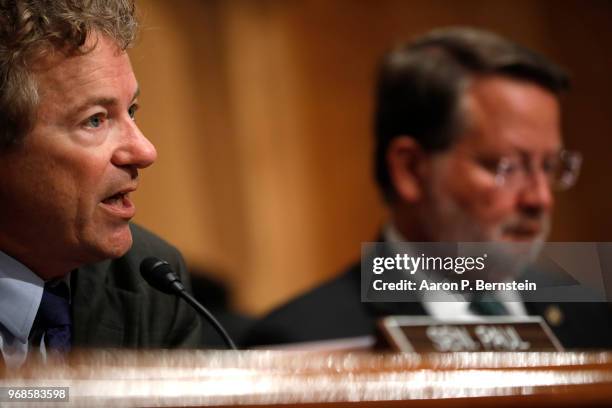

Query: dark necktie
left=31, top=281, right=72, bottom=353
left=469, top=293, right=509, bottom=316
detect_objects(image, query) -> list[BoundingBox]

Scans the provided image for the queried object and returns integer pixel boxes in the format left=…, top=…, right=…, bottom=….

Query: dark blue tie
left=32, top=281, right=72, bottom=353
left=469, top=293, right=509, bottom=316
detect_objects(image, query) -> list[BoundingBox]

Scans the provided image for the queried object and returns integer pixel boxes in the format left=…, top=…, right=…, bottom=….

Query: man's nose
left=517, top=169, right=554, bottom=216
left=112, top=119, right=158, bottom=170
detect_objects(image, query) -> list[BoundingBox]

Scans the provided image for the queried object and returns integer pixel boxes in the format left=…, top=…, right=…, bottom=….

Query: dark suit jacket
left=71, top=224, right=205, bottom=348
left=246, top=262, right=612, bottom=350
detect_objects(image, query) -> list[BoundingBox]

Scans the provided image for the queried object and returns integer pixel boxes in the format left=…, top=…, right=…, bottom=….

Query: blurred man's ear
left=386, top=136, right=426, bottom=203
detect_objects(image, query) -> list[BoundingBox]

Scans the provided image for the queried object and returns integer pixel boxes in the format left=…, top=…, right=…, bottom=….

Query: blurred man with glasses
left=247, top=27, right=612, bottom=349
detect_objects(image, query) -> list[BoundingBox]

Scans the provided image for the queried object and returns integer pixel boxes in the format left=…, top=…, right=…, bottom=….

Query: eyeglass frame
left=471, top=149, right=583, bottom=192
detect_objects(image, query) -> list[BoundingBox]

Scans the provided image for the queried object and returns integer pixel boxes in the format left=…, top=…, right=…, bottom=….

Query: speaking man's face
left=0, top=34, right=157, bottom=278
left=419, top=76, right=562, bottom=247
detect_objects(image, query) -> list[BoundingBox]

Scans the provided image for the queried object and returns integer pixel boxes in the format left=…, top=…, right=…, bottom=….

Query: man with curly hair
left=0, top=0, right=204, bottom=367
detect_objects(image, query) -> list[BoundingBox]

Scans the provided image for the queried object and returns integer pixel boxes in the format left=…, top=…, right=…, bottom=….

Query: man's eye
left=86, top=114, right=105, bottom=128
left=477, top=158, right=507, bottom=173
left=128, top=104, right=139, bottom=120
left=542, top=157, right=559, bottom=174
left=497, top=159, right=520, bottom=175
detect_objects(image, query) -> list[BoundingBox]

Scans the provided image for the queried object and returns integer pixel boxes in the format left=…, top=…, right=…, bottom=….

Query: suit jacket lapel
left=362, top=237, right=429, bottom=317
left=344, top=263, right=428, bottom=317
left=72, top=260, right=143, bottom=348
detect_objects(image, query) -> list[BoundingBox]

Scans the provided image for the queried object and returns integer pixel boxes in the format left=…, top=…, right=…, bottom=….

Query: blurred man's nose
left=517, top=169, right=554, bottom=217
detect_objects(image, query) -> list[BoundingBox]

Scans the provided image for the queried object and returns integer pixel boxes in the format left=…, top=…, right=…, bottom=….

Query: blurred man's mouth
left=503, top=227, right=541, bottom=241
left=500, top=219, right=549, bottom=242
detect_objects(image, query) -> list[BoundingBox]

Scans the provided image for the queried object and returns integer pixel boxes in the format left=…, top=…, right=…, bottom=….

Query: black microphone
left=140, top=257, right=237, bottom=350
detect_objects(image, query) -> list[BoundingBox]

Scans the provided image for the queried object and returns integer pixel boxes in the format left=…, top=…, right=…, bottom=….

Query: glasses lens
left=552, top=150, right=582, bottom=191
left=493, top=150, right=582, bottom=191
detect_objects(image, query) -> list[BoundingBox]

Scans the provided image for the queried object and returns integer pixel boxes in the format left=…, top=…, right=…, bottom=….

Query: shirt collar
left=0, top=251, right=44, bottom=342
left=383, top=223, right=405, bottom=243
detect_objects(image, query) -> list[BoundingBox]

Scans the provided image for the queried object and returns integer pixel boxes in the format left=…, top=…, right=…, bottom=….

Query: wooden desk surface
left=2, top=350, right=612, bottom=407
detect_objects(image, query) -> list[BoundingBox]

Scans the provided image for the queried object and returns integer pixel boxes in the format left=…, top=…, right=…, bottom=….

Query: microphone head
left=140, top=257, right=184, bottom=295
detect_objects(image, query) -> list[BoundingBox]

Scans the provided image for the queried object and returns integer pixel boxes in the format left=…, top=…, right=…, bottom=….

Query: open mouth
left=100, top=190, right=135, bottom=219
left=102, top=191, right=128, bottom=205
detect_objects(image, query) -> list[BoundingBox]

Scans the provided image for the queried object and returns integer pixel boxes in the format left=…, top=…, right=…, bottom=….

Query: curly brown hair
left=0, top=0, right=138, bottom=149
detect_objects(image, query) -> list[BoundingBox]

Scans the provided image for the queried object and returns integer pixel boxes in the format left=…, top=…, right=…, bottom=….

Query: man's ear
left=386, top=136, right=427, bottom=203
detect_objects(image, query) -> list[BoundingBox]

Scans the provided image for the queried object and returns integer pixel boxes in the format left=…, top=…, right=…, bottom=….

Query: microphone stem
left=178, top=290, right=237, bottom=350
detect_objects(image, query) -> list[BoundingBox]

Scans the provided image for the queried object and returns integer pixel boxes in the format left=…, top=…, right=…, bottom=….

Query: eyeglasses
left=477, top=150, right=582, bottom=192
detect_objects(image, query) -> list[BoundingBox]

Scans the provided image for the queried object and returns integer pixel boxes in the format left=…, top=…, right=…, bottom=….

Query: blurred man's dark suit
left=246, top=262, right=612, bottom=350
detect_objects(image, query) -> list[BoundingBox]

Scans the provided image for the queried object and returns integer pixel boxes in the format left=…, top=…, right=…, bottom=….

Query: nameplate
left=378, top=316, right=563, bottom=352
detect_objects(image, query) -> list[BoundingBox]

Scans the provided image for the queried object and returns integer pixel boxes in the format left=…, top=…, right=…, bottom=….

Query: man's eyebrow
left=71, top=87, right=140, bottom=116
left=73, top=97, right=117, bottom=114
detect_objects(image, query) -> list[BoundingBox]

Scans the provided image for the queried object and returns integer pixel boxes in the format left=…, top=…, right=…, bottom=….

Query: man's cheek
left=459, top=193, right=510, bottom=234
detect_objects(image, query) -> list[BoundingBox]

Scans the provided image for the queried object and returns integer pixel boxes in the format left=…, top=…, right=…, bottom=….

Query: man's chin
left=106, top=227, right=133, bottom=258
left=500, top=231, right=544, bottom=242
left=82, top=225, right=133, bottom=262
left=105, top=237, right=133, bottom=259
left=494, top=232, right=546, bottom=264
